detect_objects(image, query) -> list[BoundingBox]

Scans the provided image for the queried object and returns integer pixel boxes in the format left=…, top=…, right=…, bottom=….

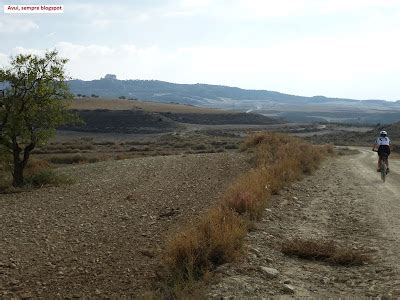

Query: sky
left=1, top=0, right=400, bottom=100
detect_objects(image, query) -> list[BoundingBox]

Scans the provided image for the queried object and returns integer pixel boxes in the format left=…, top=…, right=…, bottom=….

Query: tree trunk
left=11, top=141, right=35, bottom=187
left=12, top=139, right=23, bottom=187
left=11, top=137, right=35, bottom=187
left=12, top=162, right=24, bottom=187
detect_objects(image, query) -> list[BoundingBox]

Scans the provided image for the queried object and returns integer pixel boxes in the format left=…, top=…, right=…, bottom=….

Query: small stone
left=265, top=257, right=273, bottom=263
left=139, top=249, right=154, bottom=258
left=10, top=279, right=19, bottom=286
left=322, top=276, right=330, bottom=284
left=249, top=246, right=261, bottom=257
left=95, top=289, right=101, bottom=295
left=369, top=285, right=375, bottom=291
left=283, top=279, right=292, bottom=284
left=282, top=284, right=295, bottom=294
left=292, top=196, right=298, bottom=200
left=259, top=266, right=279, bottom=278
left=21, top=293, right=33, bottom=299
left=214, top=263, right=234, bottom=276
left=9, top=263, right=17, bottom=269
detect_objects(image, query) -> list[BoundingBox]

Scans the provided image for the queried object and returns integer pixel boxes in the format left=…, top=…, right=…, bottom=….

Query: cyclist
left=372, top=130, right=391, bottom=173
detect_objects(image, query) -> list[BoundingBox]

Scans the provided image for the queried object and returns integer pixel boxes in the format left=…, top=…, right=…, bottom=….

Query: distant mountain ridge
left=68, top=77, right=400, bottom=110
left=3, top=75, right=400, bottom=124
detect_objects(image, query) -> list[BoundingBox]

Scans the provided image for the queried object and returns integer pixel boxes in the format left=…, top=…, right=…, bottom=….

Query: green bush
left=192, top=144, right=207, bottom=150
left=49, top=154, right=87, bottom=164
left=25, top=169, right=73, bottom=187
left=224, top=144, right=239, bottom=150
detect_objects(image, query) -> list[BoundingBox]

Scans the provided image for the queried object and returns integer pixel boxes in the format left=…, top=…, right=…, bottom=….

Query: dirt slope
left=0, top=153, right=250, bottom=298
left=209, top=149, right=400, bottom=298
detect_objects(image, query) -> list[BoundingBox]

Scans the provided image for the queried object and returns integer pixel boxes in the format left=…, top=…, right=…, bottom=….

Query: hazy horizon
left=2, top=0, right=400, bottom=101
left=70, top=75, right=399, bottom=102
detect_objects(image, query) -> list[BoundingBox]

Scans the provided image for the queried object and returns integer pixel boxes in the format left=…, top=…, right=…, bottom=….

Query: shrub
left=49, top=154, right=87, bottom=164
left=25, top=158, right=51, bottom=177
left=222, top=168, right=270, bottom=220
left=157, top=132, right=332, bottom=296
left=192, top=144, right=207, bottom=151
left=74, top=144, right=94, bottom=150
left=164, top=207, right=246, bottom=281
left=330, top=248, right=370, bottom=266
left=93, top=141, right=116, bottom=146
left=241, top=132, right=294, bottom=152
left=25, top=169, right=73, bottom=187
left=173, top=142, right=193, bottom=149
left=48, top=154, right=107, bottom=164
left=0, top=173, right=11, bottom=192
left=224, top=144, right=239, bottom=150
left=282, top=238, right=370, bottom=266
left=282, top=238, right=335, bottom=260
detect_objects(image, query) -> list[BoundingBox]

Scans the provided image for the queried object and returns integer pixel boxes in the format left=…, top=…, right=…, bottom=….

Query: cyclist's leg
left=383, top=145, right=390, bottom=168
left=385, top=155, right=389, bottom=172
left=378, top=155, right=382, bottom=171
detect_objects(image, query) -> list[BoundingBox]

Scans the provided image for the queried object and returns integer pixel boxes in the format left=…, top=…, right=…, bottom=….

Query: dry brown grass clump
left=25, top=158, right=51, bottom=176
left=282, top=238, right=335, bottom=260
left=25, top=158, right=73, bottom=187
left=222, top=168, right=270, bottom=220
left=330, top=248, right=370, bottom=266
left=164, top=207, right=246, bottom=281
left=282, top=238, right=370, bottom=266
left=158, top=132, right=332, bottom=297
left=48, top=154, right=107, bottom=164
left=221, top=133, right=332, bottom=219
left=240, top=132, right=292, bottom=150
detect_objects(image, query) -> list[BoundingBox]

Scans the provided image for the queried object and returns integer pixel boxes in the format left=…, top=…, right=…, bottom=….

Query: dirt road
left=209, top=149, right=400, bottom=298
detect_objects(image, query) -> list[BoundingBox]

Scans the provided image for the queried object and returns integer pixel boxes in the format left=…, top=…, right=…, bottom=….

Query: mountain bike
left=373, top=149, right=389, bottom=182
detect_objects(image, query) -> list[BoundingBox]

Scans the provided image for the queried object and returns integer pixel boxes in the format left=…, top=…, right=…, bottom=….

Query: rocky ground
left=0, top=153, right=250, bottom=298
left=3, top=148, right=400, bottom=299
left=208, top=148, right=400, bottom=298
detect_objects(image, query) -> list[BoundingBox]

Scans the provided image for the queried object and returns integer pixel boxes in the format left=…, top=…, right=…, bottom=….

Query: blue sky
left=1, top=0, right=400, bottom=100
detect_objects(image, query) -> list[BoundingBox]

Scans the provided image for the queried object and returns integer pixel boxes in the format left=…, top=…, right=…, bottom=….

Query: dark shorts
left=378, top=145, right=390, bottom=157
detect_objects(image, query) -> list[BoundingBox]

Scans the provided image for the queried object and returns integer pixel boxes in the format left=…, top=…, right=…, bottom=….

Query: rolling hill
left=68, top=77, right=400, bottom=109
left=67, top=77, right=400, bottom=124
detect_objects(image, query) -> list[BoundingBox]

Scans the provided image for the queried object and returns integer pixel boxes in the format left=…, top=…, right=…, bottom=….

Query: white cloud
left=90, top=19, right=113, bottom=28
left=164, top=0, right=215, bottom=18
left=56, top=42, right=114, bottom=59
left=0, top=53, right=9, bottom=66
left=67, top=2, right=151, bottom=24
left=67, top=3, right=108, bottom=18
left=9, top=25, right=400, bottom=100
left=39, top=42, right=166, bottom=80
left=0, top=17, right=39, bottom=34
left=163, top=0, right=400, bottom=20
left=181, top=0, right=214, bottom=8
left=318, top=0, right=399, bottom=15
left=13, top=46, right=45, bottom=56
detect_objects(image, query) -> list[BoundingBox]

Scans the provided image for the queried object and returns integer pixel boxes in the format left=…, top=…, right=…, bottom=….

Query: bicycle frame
left=373, top=149, right=389, bottom=182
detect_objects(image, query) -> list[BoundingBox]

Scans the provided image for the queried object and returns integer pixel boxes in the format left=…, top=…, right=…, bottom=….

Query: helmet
left=380, top=130, right=388, bottom=136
